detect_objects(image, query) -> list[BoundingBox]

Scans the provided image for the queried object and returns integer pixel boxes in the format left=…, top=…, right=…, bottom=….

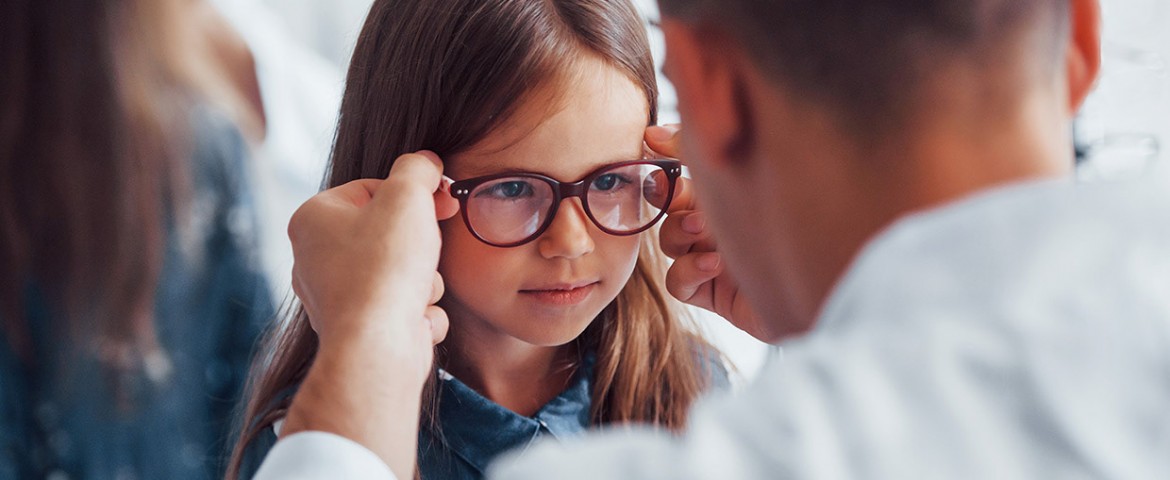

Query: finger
left=290, top=262, right=305, bottom=303
left=379, top=150, right=444, bottom=199
left=667, top=176, right=696, bottom=213
left=660, top=210, right=715, bottom=259
left=425, top=306, right=449, bottom=345
left=289, top=267, right=322, bottom=334
left=664, top=252, right=724, bottom=308
left=325, top=179, right=384, bottom=209
left=645, top=124, right=681, bottom=159
left=646, top=171, right=696, bottom=213
left=286, top=178, right=385, bottom=248
left=434, top=176, right=460, bottom=220
left=429, top=271, right=445, bottom=305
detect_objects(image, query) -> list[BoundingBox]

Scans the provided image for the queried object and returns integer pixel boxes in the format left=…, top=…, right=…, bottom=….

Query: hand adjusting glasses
left=448, top=158, right=682, bottom=248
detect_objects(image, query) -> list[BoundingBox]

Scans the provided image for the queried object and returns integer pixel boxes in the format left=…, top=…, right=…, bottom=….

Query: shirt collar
left=431, top=353, right=595, bottom=473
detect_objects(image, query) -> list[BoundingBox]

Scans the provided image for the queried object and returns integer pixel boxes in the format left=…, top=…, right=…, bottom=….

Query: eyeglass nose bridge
left=551, top=178, right=590, bottom=203
left=534, top=179, right=592, bottom=240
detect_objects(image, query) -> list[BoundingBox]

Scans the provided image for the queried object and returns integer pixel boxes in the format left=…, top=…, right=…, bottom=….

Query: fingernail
left=696, top=252, right=721, bottom=272
left=682, top=212, right=705, bottom=234
left=646, top=125, right=679, bottom=143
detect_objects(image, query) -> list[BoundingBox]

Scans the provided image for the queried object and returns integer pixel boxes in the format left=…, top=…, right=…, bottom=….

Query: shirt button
left=46, top=470, right=69, bottom=480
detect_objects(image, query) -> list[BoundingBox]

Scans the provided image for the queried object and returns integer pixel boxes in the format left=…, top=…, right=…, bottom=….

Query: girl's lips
left=519, top=282, right=598, bottom=306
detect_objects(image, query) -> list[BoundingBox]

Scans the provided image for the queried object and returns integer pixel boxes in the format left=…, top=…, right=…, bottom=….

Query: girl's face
left=439, top=58, right=648, bottom=349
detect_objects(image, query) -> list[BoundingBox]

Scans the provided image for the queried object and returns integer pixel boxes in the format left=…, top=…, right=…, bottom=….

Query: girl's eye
left=478, top=180, right=535, bottom=199
left=591, top=173, right=632, bottom=192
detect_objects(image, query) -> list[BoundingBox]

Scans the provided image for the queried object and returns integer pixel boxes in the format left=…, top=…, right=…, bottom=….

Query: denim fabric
left=416, top=354, right=597, bottom=480
left=240, top=355, right=596, bottom=480
left=0, top=109, right=273, bottom=480
left=241, top=349, right=729, bottom=480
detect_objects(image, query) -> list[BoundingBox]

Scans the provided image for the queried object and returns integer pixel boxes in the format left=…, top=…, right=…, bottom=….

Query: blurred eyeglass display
left=1075, top=0, right=1170, bottom=181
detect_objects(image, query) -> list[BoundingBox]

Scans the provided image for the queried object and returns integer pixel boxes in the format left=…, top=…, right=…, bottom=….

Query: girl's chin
left=498, top=316, right=600, bottom=348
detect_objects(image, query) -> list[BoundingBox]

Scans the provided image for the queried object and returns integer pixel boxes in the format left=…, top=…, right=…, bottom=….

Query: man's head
left=657, top=0, right=1101, bottom=338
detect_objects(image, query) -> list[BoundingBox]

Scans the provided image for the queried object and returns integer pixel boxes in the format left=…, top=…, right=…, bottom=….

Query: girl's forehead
left=449, top=61, right=649, bottom=180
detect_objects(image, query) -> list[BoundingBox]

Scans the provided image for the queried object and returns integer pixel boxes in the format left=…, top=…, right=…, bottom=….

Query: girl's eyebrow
left=462, top=155, right=645, bottom=181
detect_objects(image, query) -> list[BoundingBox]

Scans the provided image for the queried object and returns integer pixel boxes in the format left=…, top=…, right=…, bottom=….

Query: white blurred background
left=209, top=0, right=1167, bottom=385
left=1075, top=0, right=1170, bottom=180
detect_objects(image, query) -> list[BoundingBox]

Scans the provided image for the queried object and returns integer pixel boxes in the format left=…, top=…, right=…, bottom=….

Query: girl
left=230, top=0, right=727, bottom=478
left=0, top=0, right=271, bottom=478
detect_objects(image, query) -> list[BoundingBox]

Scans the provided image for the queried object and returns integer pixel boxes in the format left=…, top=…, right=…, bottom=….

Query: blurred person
left=0, top=0, right=273, bottom=478
left=187, top=0, right=268, bottom=144
left=252, top=0, right=1170, bottom=479
left=228, top=1, right=729, bottom=478
left=204, top=0, right=353, bottom=303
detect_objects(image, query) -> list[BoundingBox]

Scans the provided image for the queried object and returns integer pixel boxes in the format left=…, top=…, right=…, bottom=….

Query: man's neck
left=752, top=87, right=1074, bottom=340
left=902, top=87, right=1074, bottom=209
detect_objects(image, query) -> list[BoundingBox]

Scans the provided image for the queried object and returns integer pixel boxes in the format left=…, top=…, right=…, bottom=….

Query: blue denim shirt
left=0, top=109, right=273, bottom=480
left=417, top=355, right=597, bottom=479
left=241, top=350, right=728, bottom=480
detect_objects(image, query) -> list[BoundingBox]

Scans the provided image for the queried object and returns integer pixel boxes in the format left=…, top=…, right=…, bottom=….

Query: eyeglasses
left=448, top=159, right=682, bottom=248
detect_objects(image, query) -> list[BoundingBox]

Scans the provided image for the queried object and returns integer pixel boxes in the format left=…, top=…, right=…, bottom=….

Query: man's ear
left=661, top=20, right=756, bottom=169
left=1065, top=0, right=1102, bottom=112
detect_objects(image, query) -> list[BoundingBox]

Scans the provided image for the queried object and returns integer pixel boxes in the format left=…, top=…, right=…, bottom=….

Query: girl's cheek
left=601, top=234, right=641, bottom=271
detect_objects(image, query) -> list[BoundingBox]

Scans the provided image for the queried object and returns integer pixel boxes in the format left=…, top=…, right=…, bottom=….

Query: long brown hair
left=0, top=0, right=192, bottom=371
left=230, top=0, right=720, bottom=476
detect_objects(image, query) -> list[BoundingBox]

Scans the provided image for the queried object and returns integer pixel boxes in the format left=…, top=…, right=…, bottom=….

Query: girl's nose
left=537, top=198, right=595, bottom=260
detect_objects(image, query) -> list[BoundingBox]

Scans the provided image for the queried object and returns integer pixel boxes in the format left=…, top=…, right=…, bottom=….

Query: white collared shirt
left=256, top=173, right=1170, bottom=479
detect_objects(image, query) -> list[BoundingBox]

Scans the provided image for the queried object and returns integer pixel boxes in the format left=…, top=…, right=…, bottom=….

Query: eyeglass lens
left=463, top=163, right=672, bottom=246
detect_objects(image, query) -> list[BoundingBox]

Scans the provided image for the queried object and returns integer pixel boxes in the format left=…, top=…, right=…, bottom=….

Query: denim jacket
left=0, top=109, right=273, bottom=480
left=241, top=350, right=728, bottom=480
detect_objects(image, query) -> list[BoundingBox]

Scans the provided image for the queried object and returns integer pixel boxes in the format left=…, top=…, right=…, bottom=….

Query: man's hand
left=281, top=151, right=458, bottom=479
left=646, top=126, right=772, bottom=342
left=288, top=151, right=456, bottom=355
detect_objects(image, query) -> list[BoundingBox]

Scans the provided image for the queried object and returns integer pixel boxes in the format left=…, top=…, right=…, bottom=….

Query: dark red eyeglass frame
left=448, top=159, right=683, bottom=248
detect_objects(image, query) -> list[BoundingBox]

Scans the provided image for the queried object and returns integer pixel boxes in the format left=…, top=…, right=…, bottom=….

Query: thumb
left=373, top=150, right=445, bottom=209
left=664, top=252, right=724, bottom=306
left=645, top=124, right=681, bottom=159
left=435, top=176, right=460, bottom=221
